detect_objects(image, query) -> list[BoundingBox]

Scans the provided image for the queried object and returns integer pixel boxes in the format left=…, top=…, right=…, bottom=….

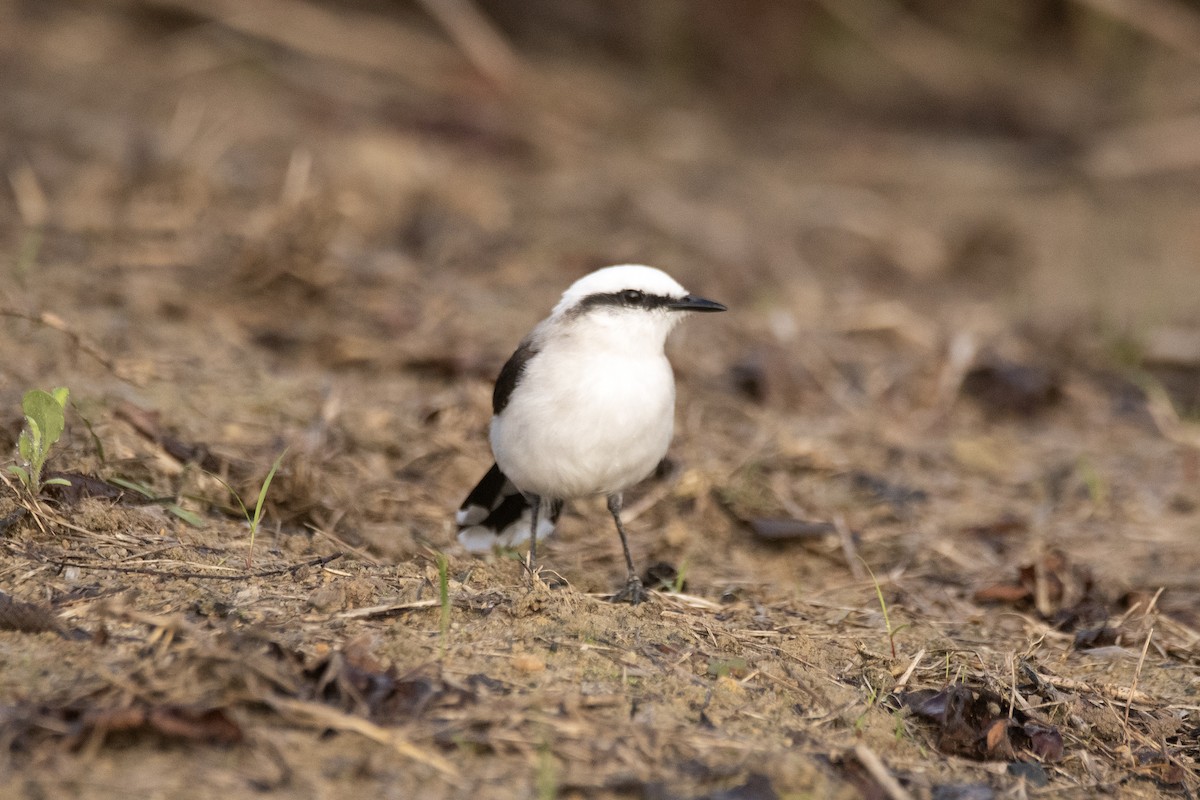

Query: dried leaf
left=146, top=707, right=243, bottom=744
left=962, top=514, right=1027, bottom=542
left=984, top=719, right=1009, bottom=754
left=748, top=518, right=836, bottom=542
left=1024, top=721, right=1063, bottom=762
left=1133, top=748, right=1186, bottom=785
left=897, top=684, right=1062, bottom=763
left=973, top=583, right=1030, bottom=604
left=851, top=470, right=928, bottom=508
left=304, top=641, right=479, bottom=723
left=0, top=591, right=66, bottom=637
left=931, top=785, right=995, bottom=800
left=1072, top=626, right=1118, bottom=650
left=962, top=360, right=1061, bottom=416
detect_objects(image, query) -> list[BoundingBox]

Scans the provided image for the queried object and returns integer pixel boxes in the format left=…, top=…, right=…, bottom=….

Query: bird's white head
left=551, top=264, right=726, bottom=329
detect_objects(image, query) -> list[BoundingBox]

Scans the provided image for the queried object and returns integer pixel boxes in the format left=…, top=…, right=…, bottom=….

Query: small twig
left=337, top=599, right=441, bottom=619
left=0, top=474, right=51, bottom=536
left=928, top=331, right=977, bottom=418
left=1036, top=673, right=1155, bottom=704
left=8, top=163, right=48, bottom=226
left=1124, top=626, right=1155, bottom=734
left=0, top=308, right=132, bottom=382
left=894, top=647, right=925, bottom=690
left=35, top=552, right=343, bottom=580
left=1137, top=374, right=1200, bottom=450
left=1008, top=653, right=1018, bottom=720
left=834, top=514, right=866, bottom=581
left=852, top=743, right=915, bottom=800
left=621, top=476, right=676, bottom=524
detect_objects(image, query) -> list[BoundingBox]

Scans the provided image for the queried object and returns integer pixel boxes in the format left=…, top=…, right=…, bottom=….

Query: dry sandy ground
left=1, top=3, right=1199, bottom=798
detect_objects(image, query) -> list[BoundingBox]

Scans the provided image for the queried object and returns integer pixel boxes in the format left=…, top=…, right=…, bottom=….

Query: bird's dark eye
left=621, top=289, right=645, bottom=304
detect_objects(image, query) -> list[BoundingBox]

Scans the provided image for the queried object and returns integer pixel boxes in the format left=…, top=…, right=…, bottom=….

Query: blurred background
left=4, top=0, right=1200, bottom=325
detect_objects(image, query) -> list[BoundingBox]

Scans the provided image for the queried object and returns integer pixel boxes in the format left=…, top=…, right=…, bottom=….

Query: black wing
left=492, top=338, right=539, bottom=415
left=457, top=462, right=563, bottom=552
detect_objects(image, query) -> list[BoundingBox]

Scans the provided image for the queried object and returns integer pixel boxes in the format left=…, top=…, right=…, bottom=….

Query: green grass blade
left=252, top=448, right=289, bottom=531
left=166, top=505, right=206, bottom=528
left=206, top=472, right=250, bottom=520
left=858, top=555, right=897, bottom=659
left=247, top=448, right=288, bottom=568
left=108, top=476, right=157, bottom=497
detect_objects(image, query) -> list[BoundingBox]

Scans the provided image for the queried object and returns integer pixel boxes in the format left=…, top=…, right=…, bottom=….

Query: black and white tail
left=456, top=463, right=561, bottom=552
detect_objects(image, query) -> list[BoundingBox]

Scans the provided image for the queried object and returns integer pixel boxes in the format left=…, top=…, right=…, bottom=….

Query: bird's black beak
left=668, top=294, right=727, bottom=313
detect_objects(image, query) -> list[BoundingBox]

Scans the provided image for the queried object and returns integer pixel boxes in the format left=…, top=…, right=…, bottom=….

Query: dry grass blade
left=415, top=0, right=518, bottom=86
left=835, top=514, right=866, bottom=581
left=1138, top=375, right=1200, bottom=449
left=1123, top=626, right=1155, bottom=733
left=852, top=743, right=915, bottom=800
left=34, top=552, right=344, bottom=581
left=337, top=600, right=441, bottom=619
left=265, top=696, right=460, bottom=780
left=8, top=163, right=48, bottom=226
left=655, top=591, right=724, bottom=611
left=895, top=647, right=925, bottom=690
left=115, top=0, right=456, bottom=90
left=1069, top=0, right=1200, bottom=63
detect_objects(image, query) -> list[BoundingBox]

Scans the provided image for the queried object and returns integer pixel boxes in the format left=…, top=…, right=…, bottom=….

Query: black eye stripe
left=576, top=290, right=673, bottom=312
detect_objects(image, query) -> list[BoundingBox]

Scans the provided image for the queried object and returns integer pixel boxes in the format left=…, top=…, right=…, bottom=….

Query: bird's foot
left=610, top=575, right=647, bottom=605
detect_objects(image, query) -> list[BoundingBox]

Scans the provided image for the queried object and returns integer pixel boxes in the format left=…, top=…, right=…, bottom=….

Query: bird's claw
left=611, top=576, right=646, bottom=605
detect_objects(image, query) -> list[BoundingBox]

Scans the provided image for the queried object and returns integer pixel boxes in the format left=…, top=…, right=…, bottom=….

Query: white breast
left=491, top=337, right=676, bottom=500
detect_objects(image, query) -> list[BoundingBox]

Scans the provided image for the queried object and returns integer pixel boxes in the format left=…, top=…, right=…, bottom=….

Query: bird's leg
left=606, top=493, right=645, bottom=604
left=526, top=494, right=541, bottom=578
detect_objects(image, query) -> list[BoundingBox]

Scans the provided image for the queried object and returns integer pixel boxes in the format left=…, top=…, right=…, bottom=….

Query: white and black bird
left=456, top=264, right=726, bottom=603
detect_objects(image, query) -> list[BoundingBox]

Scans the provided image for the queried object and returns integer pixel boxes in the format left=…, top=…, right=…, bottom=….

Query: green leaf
left=43, top=477, right=71, bottom=487
left=50, top=387, right=69, bottom=407
left=166, top=505, right=206, bottom=528
left=22, top=390, right=66, bottom=447
left=6, top=465, right=30, bottom=483
left=17, top=429, right=33, bottom=462
left=26, top=418, right=42, bottom=453
left=108, top=476, right=156, bottom=498
left=107, top=478, right=206, bottom=527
